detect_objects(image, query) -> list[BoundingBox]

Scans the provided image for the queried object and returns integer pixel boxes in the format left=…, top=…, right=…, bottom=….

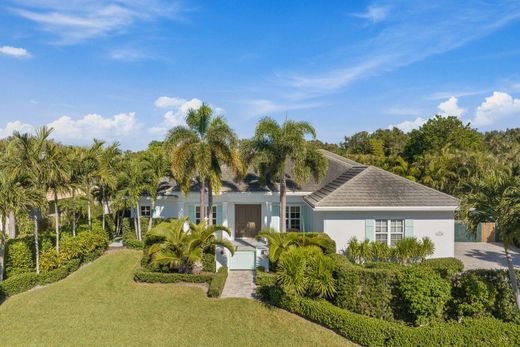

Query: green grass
left=0, top=249, right=353, bottom=347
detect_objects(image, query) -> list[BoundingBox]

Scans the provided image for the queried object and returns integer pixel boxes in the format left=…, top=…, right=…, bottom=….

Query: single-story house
left=137, top=150, right=459, bottom=270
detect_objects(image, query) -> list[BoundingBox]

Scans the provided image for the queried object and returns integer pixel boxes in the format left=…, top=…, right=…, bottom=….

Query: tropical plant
left=460, top=170, right=520, bottom=312
left=276, top=247, right=336, bottom=298
left=146, top=218, right=235, bottom=274
left=242, top=117, right=327, bottom=232
left=120, top=156, right=148, bottom=241
left=142, top=145, right=170, bottom=231
left=165, top=104, right=242, bottom=225
left=95, top=142, right=121, bottom=231
left=345, top=237, right=372, bottom=264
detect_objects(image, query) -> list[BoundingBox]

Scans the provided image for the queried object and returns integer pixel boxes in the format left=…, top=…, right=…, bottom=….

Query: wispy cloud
left=282, top=1, right=520, bottom=97
left=426, top=90, right=483, bottom=101
left=353, top=5, right=389, bottom=23
left=0, top=45, right=30, bottom=57
left=242, top=99, right=323, bottom=119
left=9, top=1, right=185, bottom=44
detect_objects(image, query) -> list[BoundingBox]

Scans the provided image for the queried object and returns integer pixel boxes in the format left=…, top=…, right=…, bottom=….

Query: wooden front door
left=235, top=204, right=262, bottom=238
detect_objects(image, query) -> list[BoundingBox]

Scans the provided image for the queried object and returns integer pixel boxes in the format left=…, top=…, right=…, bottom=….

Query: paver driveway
left=455, top=242, right=520, bottom=270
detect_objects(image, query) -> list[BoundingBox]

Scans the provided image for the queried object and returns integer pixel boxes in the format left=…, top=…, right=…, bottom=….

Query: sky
left=0, top=0, right=520, bottom=150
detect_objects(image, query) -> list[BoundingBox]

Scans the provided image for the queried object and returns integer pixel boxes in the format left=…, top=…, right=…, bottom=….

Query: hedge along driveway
left=0, top=250, right=353, bottom=347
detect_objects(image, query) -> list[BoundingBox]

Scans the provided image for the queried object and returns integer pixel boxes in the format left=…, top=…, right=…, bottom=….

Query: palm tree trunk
left=54, top=190, right=60, bottom=253
left=280, top=176, right=287, bottom=232
left=34, top=213, right=40, bottom=274
left=72, top=190, right=76, bottom=237
left=136, top=201, right=142, bottom=241
left=87, top=199, right=92, bottom=230
left=504, top=245, right=520, bottom=312
left=199, top=177, right=205, bottom=224
left=148, top=199, right=155, bottom=231
left=7, top=210, right=16, bottom=239
left=102, top=186, right=106, bottom=231
left=207, top=180, right=213, bottom=225
left=133, top=207, right=139, bottom=239
left=0, top=230, right=5, bottom=281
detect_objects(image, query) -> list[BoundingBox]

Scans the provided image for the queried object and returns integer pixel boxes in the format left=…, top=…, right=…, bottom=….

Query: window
left=196, top=205, right=217, bottom=225
left=375, top=219, right=404, bottom=246
left=286, top=206, right=301, bottom=231
left=140, top=205, right=151, bottom=217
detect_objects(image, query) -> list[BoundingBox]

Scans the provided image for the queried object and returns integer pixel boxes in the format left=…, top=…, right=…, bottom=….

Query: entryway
left=235, top=204, right=261, bottom=238
left=220, top=270, right=256, bottom=298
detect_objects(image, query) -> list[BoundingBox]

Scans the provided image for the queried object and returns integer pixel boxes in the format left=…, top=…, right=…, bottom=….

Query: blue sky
left=1, top=0, right=519, bottom=149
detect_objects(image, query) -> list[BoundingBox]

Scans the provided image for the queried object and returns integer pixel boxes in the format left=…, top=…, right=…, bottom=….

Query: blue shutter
left=187, top=204, right=196, bottom=223
left=272, top=203, right=280, bottom=217
left=216, top=204, right=223, bottom=225
left=365, top=219, right=375, bottom=241
left=405, top=219, right=414, bottom=238
left=300, top=204, right=310, bottom=232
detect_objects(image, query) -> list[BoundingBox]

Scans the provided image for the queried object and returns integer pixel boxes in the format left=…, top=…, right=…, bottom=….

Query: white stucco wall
left=316, top=210, right=455, bottom=258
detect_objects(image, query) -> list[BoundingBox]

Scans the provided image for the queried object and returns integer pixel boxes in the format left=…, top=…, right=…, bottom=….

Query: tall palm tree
left=165, top=104, right=241, bottom=225
left=242, top=117, right=328, bottom=232
left=96, top=142, right=121, bottom=231
left=80, top=140, right=103, bottom=228
left=143, top=146, right=170, bottom=231
left=460, top=170, right=520, bottom=312
left=121, top=156, right=148, bottom=240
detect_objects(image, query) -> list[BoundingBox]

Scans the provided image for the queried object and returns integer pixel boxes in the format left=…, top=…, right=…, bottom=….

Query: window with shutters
left=285, top=205, right=301, bottom=231
left=196, top=205, right=217, bottom=225
left=375, top=219, right=404, bottom=246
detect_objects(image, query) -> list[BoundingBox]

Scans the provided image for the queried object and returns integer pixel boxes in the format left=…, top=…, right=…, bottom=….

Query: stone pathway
left=221, top=270, right=256, bottom=299
left=108, top=239, right=123, bottom=249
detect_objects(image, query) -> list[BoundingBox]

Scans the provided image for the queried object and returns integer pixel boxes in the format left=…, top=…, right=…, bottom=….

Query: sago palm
left=243, top=117, right=328, bottom=232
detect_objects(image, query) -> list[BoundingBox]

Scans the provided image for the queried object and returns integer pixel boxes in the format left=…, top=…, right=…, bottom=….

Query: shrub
left=4, top=239, right=35, bottom=277
left=392, top=237, right=434, bottom=264
left=452, top=272, right=496, bottom=319
left=418, top=257, right=464, bottom=279
left=370, top=241, right=391, bottom=262
left=39, top=258, right=82, bottom=285
left=274, top=295, right=520, bottom=347
left=202, top=252, right=216, bottom=273
left=345, top=237, right=371, bottom=264
left=208, top=266, right=228, bottom=297
left=276, top=247, right=336, bottom=298
left=397, top=267, right=451, bottom=326
left=133, top=269, right=214, bottom=284
left=122, top=218, right=144, bottom=249
left=39, top=248, right=61, bottom=272
left=0, top=272, right=40, bottom=299
left=333, top=255, right=398, bottom=320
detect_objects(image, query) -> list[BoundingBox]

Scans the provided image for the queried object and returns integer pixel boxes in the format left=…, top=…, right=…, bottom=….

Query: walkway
left=221, top=270, right=257, bottom=298
left=455, top=242, right=520, bottom=270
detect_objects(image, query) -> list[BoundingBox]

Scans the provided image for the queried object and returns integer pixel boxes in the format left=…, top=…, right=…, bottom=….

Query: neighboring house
left=137, top=150, right=459, bottom=270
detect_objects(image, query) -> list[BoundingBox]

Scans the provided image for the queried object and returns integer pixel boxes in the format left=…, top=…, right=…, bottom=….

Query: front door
left=235, top=204, right=261, bottom=238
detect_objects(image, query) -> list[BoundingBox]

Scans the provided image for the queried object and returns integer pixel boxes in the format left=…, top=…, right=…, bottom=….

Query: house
left=137, top=150, right=459, bottom=270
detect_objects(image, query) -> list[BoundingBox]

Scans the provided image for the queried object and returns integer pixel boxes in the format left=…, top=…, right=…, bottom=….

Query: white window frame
left=196, top=205, right=217, bottom=225
left=285, top=205, right=301, bottom=231
left=375, top=219, right=404, bottom=246
left=140, top=205, right=151, bottom=217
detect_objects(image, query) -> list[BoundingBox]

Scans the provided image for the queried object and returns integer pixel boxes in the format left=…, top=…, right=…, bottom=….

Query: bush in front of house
left=122, top=218, right=144, bottom=249
left=332, top=255, right=398, bottom=321
left=202, top=252, right=216, bottom=273
left=417, top=257, right=464, bottom=279
left=273, top=295, right=520, bottom=347
left=345, top=237, right=435, bottom=265
left=396, top=266, right=451, bottom=326
left=133, top=268, right=214, bottom=284
left=207, top=266, right=228, bottom=298
left=4, top=238, right=34, bottom=278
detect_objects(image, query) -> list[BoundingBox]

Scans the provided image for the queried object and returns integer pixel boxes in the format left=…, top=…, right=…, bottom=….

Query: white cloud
left=389, top=117, right=426, bottom=132
left=0, top=121, right=34, bottom=138
left=473, top=91, right=520, bottom=126
left=11, top=1, right=185, bottom=44
left=149, top=96, right=206, bottom=135
left=0, top=45, right=30, bottom=58
left=353, top=5, right=389, bottom=23
left=47, top=112, right=140, bottom=141
left=437, top=96, right=464, bottom=117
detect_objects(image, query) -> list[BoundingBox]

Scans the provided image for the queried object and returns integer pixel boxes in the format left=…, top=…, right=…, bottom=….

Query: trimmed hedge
left=133, top=269, right=214, bottom=284
left=208, top=266, right=228, bottom=298
left=202, top=252, right=216, bottom=273
left=275, top=296, right=520, bottom=347
left=122, top=217, right=144, bottom=249
left=4, top=239, right=34, bottom=278
left=0, top=250, right=102, bottom=303
left=418, top=257, right=464, bottom=279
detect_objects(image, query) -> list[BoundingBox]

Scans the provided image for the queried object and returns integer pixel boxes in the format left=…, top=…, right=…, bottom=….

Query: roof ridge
left=318, top=149, right=361, bottom=167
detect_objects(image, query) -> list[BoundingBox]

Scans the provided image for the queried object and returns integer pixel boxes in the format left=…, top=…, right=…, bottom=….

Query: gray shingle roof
left=159, top=149, right=459, bottom=209
left=304, top=165, right=460, bottom=208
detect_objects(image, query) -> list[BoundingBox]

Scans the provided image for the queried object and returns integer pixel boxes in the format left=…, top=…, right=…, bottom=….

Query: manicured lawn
left=0, top=249, right=353, bottom=346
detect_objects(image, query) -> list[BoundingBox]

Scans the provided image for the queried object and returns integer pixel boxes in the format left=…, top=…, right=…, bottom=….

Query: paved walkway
left=455, top=242, right=520, bottom=270
left=108, top=239, right=123, bottom=249
left=221, top=270, right=256, bottom=299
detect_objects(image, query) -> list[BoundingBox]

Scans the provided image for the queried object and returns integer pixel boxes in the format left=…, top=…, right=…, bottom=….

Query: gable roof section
left=304, top=165, right=460, bottom=209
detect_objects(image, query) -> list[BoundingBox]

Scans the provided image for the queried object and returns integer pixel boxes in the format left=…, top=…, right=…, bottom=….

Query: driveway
left=455, top=242, right=520, bottom=270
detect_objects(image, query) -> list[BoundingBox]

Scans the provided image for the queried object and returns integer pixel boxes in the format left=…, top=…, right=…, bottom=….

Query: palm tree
left=143, top=146, right=170, bottom=231
left=121, top=156, right=148, bottom=240
left=147, top=218, right=235, bottom=273
left=165, top=104, right=241, bottom=225
left=460, top=170, right=520, bottom=312
left=243, top=117, right=328, bottom=232
left=80, top=140, right=103, bottom=228
left=96, top=142, right=121, bottom=231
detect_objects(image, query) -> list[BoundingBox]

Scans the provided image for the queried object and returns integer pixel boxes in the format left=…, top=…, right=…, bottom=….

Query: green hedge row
left=208, top=266, right=228, bottom=298
left=133, top=269, right=214, bottom=284
left=0, top=250, right=102, bottom=303
left=122, top=218, right=145, bottom=249
left=276, top=295, right=520, bottom=347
